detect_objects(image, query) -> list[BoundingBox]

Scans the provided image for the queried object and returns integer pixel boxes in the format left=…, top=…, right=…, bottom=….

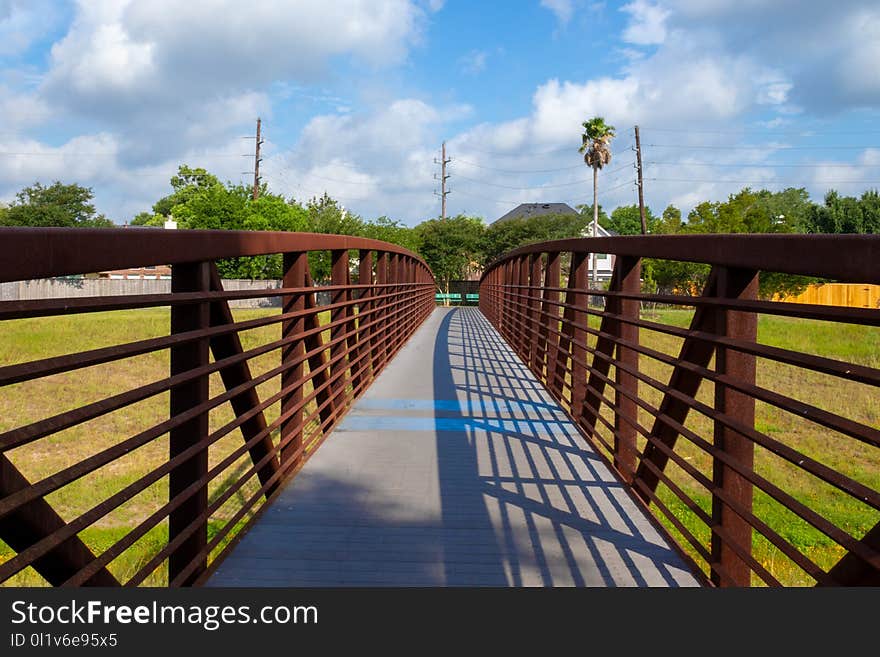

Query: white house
left=493, top=203, right=617, bottom=282
left=581, top=221, right=616, bottom=283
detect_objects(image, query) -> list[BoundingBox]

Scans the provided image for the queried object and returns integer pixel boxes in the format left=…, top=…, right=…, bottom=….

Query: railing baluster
left=534, top=252, right=560, bottom=381
left=711, top=266, right=759, bottom=587
left=374, top=252, right=389, bottom=372
left=354, top=249, right=374, bottom=392
left=168, top=261, right=210, bottom=586
left=568, top=253, right=590, bottom=414
left=330, top=250, right=352, bottom=416
left=281, top=252, right=307, bottom=469
left=514, top=256, right=530, bottom=360
left=613, top=256, right=641, bottom=480
left=552, top=252, right=587, bottom=405
left=528, top=254, right=543, bottom=373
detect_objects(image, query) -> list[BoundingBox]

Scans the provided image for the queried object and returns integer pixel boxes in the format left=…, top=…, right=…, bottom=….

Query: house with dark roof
left=493, top=203, right=616, bottom=281
left=492, top=202, right=578, bottom=224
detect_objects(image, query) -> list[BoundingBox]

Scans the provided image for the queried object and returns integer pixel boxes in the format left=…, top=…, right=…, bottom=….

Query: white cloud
left=45, top=0, right=424, bottom=106
left=6, top=0, right=880, bottom=228
left=0, top=0, right=61, bottom=56
left=27, top=0, right=429, bottom=178
left=540, top=0, right=574, bottom=24
left=526, top=42, right=768, bottom=144
left=657, top=0, right=880, bottom=112
left=262, top=99, right=468, bottom=220
left=51, top=19, right=156, bottom=96
left=0, top=133, right=119, bottom=197
left=621, top=1, right=670, bottom=45
left=0, top=86, right=51, bottom=129
left=459, top=50, right=488, bottom=75
left=836, top=9, right=880, bottom=102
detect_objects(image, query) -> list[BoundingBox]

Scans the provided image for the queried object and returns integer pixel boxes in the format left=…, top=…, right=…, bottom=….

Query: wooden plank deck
left=207, top=307, right=699, bottom=587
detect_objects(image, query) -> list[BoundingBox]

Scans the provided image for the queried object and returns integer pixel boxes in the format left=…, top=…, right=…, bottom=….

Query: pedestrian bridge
left=208, top=307, right=695, bottom=586
left=0, top=228, right=877, bottom=587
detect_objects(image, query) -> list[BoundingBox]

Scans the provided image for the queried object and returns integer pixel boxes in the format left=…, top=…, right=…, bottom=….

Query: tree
left=603, top=204, right=657, bottom=236
left=803, top=189, right=880, bottom=234
left=481, top=212, right=588, bottom=263
left=303, top=193, right=366, bottom=281
left=414, top=215, right=485, bottom=294
left=656, top=204, right=683, bottom=234
left=130, top=211, right=164, bottom=227
left=646, top=188, right=821, bottom=299
left=360, top=215, right=420, bottom=253
left=152, top=166, right=222, bottom=218
left=0, top=181, right=113, bottom=227
left=579, top=117, right=616, bottom=287
left=145, top=165, right=308, bottom=278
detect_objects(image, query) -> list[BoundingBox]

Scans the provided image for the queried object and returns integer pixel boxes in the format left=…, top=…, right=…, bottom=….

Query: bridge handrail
left=480, top=232, right=880, bottom=587
left=482, top=233, right=880, bottom=284
left=0, top=227, right=435, bottom=587
left=0, top=227, right=431, bottom=283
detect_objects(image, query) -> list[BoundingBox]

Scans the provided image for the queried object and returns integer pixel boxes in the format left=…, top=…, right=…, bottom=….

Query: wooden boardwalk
left=207, top=307, right=698, bottom=587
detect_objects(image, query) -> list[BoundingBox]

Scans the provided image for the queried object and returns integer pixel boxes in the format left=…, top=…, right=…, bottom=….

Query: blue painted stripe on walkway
left=337, top=415, right=573, bottom=434
left=352, top=398, right=564, bottom=413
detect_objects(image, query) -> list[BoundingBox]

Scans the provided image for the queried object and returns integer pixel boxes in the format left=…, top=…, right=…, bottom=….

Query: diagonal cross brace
left=577, top=261, right=622, bottom=435
left=633, top=267, right=758, bottom=503
left=0, top=454, right=118, bottom=586
left=633, top=269, right=720, bottom=499
left=824, top=521, right=880, bottom=585
left=207, top=267, right=280, bottom=498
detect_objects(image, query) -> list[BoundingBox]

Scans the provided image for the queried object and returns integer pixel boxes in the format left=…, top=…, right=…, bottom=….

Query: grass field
left=0, top=308, right=311, bottom=586
left=576, top=308, right=880, bottom=586
left=1, top=306, right=878, bottom=586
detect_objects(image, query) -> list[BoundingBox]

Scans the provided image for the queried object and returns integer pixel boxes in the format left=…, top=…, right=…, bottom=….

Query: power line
left=452, top=176, right=635, bottom=208
left=0, top=152, right=250, bottom=157
left=455, top=142, right=633, bottom=157
left=452, top=188, right=523, bottom=205
left=451, top=158, right=585, bottom=173
left=641, top=125, right=880, bottom=136
left=649, top=176, right=880, bottom=185
left=646, top=160, right=880, bottom=168
left=297, top=171, right=375, bottom=185
left=647, top=143, right=878, bottom=151
left=456, top=144, right=577, bottom=156
left=598, top=160, right=637, bottom=175
left=453, top=173, right=588, bottom=190
left=262, top=165, right=376, bottom=203
left=599, top=178, right=638, bottom=193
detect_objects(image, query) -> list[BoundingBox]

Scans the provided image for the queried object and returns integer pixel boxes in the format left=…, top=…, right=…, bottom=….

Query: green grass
left=0, top=308, right=331, bottom=586
left=577, top=308, right=880, bottom=586
left=1, top=306, right=878, bottom=586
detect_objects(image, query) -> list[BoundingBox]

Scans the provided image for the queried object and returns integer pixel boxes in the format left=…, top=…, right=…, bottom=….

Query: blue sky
left=1, top=0, right=880, bottom=225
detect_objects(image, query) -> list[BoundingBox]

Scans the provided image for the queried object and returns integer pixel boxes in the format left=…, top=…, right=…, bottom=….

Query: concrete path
left=207, top=307, right=699, bottom=587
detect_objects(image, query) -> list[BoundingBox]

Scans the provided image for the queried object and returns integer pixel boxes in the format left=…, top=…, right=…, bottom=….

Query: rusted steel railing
left=480, top=234, right=880, bottom=587
left=0, top=228, right=434, bottom=586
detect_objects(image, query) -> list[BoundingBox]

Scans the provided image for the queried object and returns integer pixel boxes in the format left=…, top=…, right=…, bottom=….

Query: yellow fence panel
left=779, top=283, right=880, bottom=308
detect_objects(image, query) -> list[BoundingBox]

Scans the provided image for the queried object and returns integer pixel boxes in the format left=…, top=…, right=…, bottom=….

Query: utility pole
left=434, top=141, right=451, bottom=220
left=635, top=125, right=647, bottom=234
left=252, top=117, right=263, bottom=201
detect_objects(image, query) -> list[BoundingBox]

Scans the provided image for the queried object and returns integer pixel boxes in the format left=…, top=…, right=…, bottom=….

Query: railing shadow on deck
left=481, top=233, right=880, bottom=587
left=431, top=307, right=693, bottom=586
left=208, top=305, right=694, bottom=586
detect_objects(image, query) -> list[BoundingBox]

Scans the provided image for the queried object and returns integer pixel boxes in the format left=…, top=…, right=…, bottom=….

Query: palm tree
left=579, top=117, right=616, bottom=290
